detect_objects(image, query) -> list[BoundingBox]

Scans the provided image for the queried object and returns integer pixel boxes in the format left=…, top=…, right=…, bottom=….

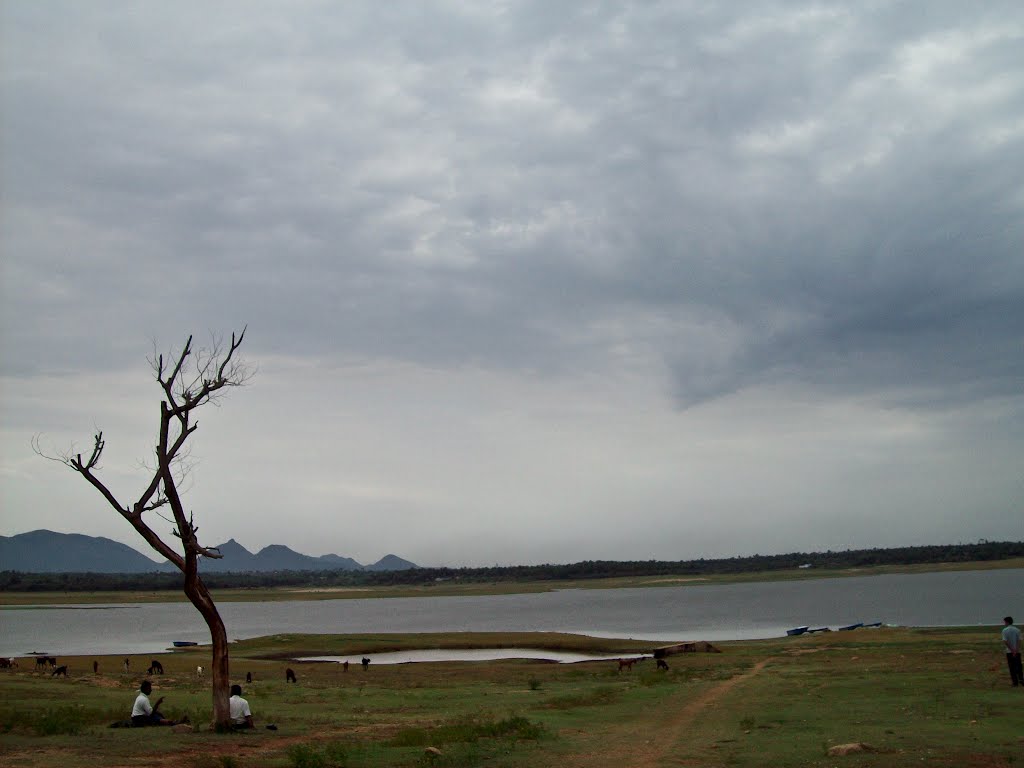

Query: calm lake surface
left=1, top=569, right=1019, bottom=657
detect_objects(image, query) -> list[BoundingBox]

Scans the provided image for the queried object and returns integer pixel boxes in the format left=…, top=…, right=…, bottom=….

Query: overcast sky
left=2, top=1, right=1022, bottom=568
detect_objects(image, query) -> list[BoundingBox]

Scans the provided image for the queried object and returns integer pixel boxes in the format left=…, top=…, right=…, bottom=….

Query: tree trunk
left=183, top=568, right=231, bottom=729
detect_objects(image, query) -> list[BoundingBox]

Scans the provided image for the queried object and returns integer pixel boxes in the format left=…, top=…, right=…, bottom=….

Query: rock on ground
left=827, top=742, right=873, bottom=756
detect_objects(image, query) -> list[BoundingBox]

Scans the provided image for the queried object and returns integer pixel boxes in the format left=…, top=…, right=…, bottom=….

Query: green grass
left=390, top=714, right=547, bottom=747
left=0, top=706, right=95, bottom=736
left=0, top=628, right=1020, bottom=767
left=286, top=742, right=337, bottom=768
left=666, top=629, right=1022, bottom=768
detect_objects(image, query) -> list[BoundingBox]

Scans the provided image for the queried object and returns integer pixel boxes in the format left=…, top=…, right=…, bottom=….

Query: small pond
left=296, top=649, right=652, bottom=665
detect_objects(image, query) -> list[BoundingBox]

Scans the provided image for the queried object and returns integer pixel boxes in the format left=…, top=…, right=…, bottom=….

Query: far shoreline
left=1, top=556, right=1021, bottom=606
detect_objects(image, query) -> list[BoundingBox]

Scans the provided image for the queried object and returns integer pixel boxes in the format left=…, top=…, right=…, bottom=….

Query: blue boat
left=172, top=641, right=198, bottom=647
left=786, top=626, right=810, bottom=636
left=838, top=623, right=864, bottom=631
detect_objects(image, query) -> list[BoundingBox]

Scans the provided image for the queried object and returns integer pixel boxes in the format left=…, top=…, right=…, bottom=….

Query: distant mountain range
left=0, top=530, right=172, bottom=574
left=0, top=530, right=417, bottom=574
left=199, top=538, right=416, bottom=573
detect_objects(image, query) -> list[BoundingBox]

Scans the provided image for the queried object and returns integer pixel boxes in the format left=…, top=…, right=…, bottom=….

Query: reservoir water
left=1, top=569, right=1018, bottom=657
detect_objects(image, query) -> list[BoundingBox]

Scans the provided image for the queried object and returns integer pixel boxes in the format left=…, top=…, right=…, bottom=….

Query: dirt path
left=563, top=658, right=773, bottom=768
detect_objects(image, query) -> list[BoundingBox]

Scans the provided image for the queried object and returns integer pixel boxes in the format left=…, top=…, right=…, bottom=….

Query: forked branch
left=155, top=327, right=252, bottom=419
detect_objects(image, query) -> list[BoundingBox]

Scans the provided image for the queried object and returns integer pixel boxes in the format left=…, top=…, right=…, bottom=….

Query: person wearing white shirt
left=131, top=681, right=178, bottom=726
left=1002, top=616, right=1023, bottom=687
left=229, top=684, right=254, bottom=729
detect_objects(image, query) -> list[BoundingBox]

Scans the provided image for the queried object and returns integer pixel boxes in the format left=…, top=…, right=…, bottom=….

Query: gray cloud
left=2, top=1, right=1022, bottom=564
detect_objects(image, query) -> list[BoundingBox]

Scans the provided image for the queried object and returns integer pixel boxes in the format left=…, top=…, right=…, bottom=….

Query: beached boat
left=786, top=626, right=810, bottom=636
left=172, top=641, right=198, bottom=647
left=808, top=627, right=831, bottom=633
left=838, top=623, right=864, bottom=631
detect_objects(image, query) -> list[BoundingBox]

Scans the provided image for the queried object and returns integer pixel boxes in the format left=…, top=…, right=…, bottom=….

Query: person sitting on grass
left=131, top=680, right=184, bottom=726
left=229, top=684, right=254, bottom=729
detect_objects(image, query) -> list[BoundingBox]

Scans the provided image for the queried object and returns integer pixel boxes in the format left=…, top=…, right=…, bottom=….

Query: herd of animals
left=0, top=655, right=204, bottom=679
left=1, top=653, right=667, bottom=679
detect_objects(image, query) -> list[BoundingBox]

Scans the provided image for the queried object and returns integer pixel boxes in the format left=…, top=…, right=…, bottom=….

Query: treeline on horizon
left=1, top=540, right=1022, bottom=593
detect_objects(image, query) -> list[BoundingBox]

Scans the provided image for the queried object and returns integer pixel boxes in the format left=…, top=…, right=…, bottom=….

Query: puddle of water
left=296, top=649, right=651, bottom=665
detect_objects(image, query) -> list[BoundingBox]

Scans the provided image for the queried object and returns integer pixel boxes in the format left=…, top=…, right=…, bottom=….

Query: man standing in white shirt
left=1002, top=616, right=1023, bottom=687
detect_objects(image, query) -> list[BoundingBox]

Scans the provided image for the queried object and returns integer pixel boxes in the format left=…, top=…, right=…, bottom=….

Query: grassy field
left=0, top=627, right=1019, bottom=767
left=2, top=557, right=1022, bottom=606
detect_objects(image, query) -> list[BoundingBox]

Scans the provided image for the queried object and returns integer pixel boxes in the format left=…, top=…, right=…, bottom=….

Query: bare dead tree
left=34, top=329, right=253, bottom=730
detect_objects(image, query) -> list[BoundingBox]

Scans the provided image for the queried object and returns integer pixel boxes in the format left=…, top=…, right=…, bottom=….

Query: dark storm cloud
left=3, top=0, right=1023, bottom=409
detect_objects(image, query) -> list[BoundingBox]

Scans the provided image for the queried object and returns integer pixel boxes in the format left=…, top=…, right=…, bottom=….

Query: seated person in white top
left=131, top=681, right=177, bottom=726
left=229, top=684, right=254, bottom=729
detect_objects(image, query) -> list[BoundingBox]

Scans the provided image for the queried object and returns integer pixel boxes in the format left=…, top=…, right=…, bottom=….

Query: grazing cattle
left=147, top=660, right=164, bottom=675
left=35, top=656, right=57, bottom=671
left=93, top=660, right=99, bottom=674
left=245, top=671, right=252, bottom=684
left=361, top=657, right=370, bottom=671
left=656, top=659, right=669, bottom=671
left=35, top=657, right=48, bottom=670
left=51, top=665, right=68, bottom=678
left=286, top=668, right=297, bottom=683
left=342, top=661, right=349, bottom=672
left=617, top=658, right=636, bottom=672
left=196, top=666, right=204, bottom=678
left=0, top=658, right=13, bottom=669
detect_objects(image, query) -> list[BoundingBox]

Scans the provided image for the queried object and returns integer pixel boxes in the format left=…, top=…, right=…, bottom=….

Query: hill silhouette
left=0, top=530, right=417, bottom=574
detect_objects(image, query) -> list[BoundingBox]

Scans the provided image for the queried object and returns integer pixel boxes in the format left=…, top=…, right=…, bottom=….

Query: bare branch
left=152, top=329, right=253, bottom=423
left=171, top=512, right=223, bottom=559
left=140, top=496, right=169, bottom=513
left=31, top=434, right=75, bottom=467
left=155, top=507, right=177, bottom=528
left=217, top=326, right=247, bottom=383
left=167, top=335, right=193, bottom=390
left=70, top=431, right=106, bottom=472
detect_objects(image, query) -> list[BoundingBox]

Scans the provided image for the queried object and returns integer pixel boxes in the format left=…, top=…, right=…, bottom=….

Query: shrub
left=324, top=741, right=348, bottom=764
left=193, top=756, right=240, bottom=768
left=0, top=706, right=92, bottom=736
left=286, top=743, right=328, bottom=768
left=392, top=714, right=547, bottom=748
